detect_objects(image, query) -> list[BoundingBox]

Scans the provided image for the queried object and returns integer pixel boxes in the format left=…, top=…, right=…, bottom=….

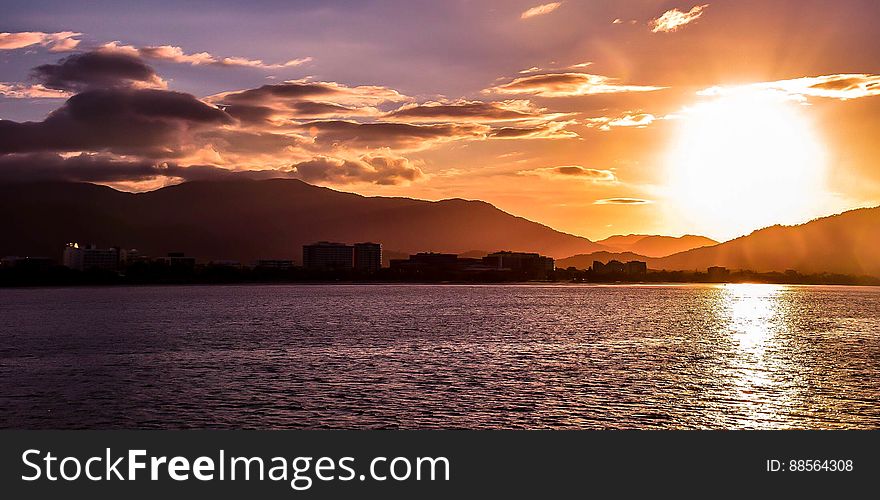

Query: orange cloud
left=520, top=166, right=617, bottom=182
left=0, top=82, right=71, bottom=99
left=699, top=74, right=880, bottom=101
left=594, top=198, right=652, bottom=205
left=650, top=4, right=708, bottom=33
left=585, top=113, right=657, bottom=131
left=486, top=72, right=664, bottom=97
left=100, top=42, right=312, bottom=69
left=521, top=2, right=563, bottom=19
left=385, top=99, right=564, bottom=123
left=0, top=31, right=81, bottom=52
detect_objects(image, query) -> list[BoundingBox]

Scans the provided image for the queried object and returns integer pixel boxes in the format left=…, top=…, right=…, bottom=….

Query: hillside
left=597, top=234, right=718, bottom=258
left=0, top=179, right=607, bottom=263
left=653, top=207, right=880, bottom=276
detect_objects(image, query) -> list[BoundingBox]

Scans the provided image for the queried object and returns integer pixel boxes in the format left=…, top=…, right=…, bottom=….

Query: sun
left=666, top=89, right=828, bottom=240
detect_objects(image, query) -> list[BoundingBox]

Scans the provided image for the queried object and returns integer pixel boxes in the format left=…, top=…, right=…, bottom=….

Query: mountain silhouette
left=652, top=207, right=880, bottom=275
left=560, top=207, right=880, bottom=276
left=597, top=234, right=718, bottom=258
left=0, top=179, right=607, bottom=263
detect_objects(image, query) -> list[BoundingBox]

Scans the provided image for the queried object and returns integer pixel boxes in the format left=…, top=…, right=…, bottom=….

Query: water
left=1, top=283, right=878, bottom=429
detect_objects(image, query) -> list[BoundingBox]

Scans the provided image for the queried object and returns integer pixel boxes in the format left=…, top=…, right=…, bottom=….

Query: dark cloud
left=489, top=121, right=578, bottom=139
left=293, top=153, right=423, bottom=185
left=0, top=151, right=419, bottom=186
left=301, top=120, right=487, bottom=149
left=31, top=51, right=166, bottom=92
left=216, top=80, right=405, bottom=107
left=0, top=89, right=232, bottom=157
left=0, top=152, right=300, bottom=184
left=196, top=129, right=306, bottom=154
left=386, top=100, right=544, bottom=122
left=0, top=153, right=167, bottom=183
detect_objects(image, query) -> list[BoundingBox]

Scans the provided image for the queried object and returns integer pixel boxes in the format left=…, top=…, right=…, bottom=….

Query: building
left=593, top=259, right=646, bottom=276
left=390, top=252, right=460, bottom=273
left=625, top=260, right=648, bottom=276
left=303, top=242, right=354, bottom=271
left=482, top=251, right=554, bottom=276
left=353, top=242, right=382, bottom=273
left=707, top=266, right=731, bottom=281
left=62, top=243, right=120, bottom=271
left=593, top=260, right=625, bottom=275
left=167, top=252, right=196, bottom=270
left=256, top=259, right=294, bottom=270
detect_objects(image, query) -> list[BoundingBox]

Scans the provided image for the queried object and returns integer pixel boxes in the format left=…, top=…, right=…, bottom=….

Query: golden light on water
left=718, top=283, right=799, bottom=428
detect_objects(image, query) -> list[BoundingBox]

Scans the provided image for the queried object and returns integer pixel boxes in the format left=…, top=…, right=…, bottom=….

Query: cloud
left=100, top=41, right=312, bottom=69
left=594, top=198, right=652, bottom=205
left=299, top=120, right=489, bottom=150
left=650, top=4, right=708, bottom=33
left=520, top=166, right=617, bottom=182
left=208, top=79, right=405, bottom=125
left=0, top=31, right=81, bottom=52
left=0, top=152, right=307, bottom=183
left=385, top=99, right=560, bottom=123
left=0, top=151, right=423, bottom=187
left=0, top=82, right=71, bottom=99
left=585, top=113, right=657, bottom=131
left=0, top=88, right=232, bottom=157
left=31, top=51, right=167, bottom=92
left=521, top=2, right=563, bottom=19
left=293, top=152, right=424, bottom=185
left=485, top=72, right=664, bottom=97
left=214, top=79, right=408, bottom=107
left=699, top=74, right=880, bottom=101
left=489, top=120, right=579, bottom=140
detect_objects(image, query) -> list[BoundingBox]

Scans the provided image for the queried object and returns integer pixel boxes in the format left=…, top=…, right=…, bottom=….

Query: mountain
left=597, top=234, right=718, bottom=258
left=0, top=179, right=607, bottom=263
left=562, top=208, right=880, bottom=276
left=653, top=207, right=880, bottom=276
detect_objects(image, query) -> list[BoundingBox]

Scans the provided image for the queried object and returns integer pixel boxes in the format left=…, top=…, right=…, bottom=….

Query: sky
left=1, top=0, right=879, bottom=241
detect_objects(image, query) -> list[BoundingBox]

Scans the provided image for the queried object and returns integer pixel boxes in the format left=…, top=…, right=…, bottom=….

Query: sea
left=1, top=283, right=878, bottom=429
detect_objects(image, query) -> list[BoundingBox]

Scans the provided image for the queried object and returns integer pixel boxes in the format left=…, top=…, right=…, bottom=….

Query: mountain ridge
left=0, top=179, right=608, bottom=263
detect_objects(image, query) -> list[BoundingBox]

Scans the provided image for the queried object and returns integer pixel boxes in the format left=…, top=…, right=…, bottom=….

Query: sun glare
left=667, top=90, right=828, bottom=240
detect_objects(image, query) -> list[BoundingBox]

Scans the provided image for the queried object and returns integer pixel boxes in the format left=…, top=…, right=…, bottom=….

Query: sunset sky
left=1, top=0, right=879, bottom=241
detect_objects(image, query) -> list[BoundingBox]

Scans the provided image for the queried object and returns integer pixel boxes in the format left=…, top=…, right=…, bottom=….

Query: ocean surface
left=1, top=283, right=878, bottom=429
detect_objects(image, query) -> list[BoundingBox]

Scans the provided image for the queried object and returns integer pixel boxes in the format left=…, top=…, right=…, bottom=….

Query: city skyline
left=1, top=0, right=879, bottom=242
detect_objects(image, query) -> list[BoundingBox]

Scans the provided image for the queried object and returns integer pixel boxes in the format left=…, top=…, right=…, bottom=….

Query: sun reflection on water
left=717, top=283, right=799, bottom=428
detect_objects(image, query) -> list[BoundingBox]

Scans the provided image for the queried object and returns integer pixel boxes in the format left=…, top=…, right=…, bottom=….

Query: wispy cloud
left=594, top=198, right=652, bottom=205
left=699, top=74, right=880, bottom=101
left=520, top=166, right=617, bottom=182
left=650, top=4, right=708, bottom=33
left=385, top=99, right=564, bottom=123
left=100, top=42, right=312, bottom=70
left=0, top=82, right=71, bottom=99
left=485, top=72, right=664, bottom=97
left=585, top=113, right=658, bottom=131
left=521, top=2, right=563, bottom=20
left=0, top=31, right=81, bottom=52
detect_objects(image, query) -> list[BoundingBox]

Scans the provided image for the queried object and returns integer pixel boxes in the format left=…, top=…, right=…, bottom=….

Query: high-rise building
left=62, top=243, right=120, bottom=271
left=482, top=251, right=554, bottom=274
left=303, top=242, right=354, bottom=271
left=353, top=242, right=382, bottom=273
